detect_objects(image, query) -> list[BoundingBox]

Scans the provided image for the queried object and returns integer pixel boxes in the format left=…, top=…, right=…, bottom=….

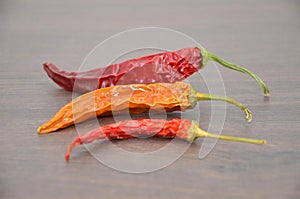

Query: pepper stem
left=196, top=93, right=252, bottom=122
left=196, top=128, right=266, bottom=145
left=207, top=52, right=270, bottom=96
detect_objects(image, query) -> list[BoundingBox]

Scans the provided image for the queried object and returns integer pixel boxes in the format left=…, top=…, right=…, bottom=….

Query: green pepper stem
left=196, top=128, right=266, bottom=145
left=207, top=52, right=270, bottom=96
left=196, top=93, right=252, bottom=122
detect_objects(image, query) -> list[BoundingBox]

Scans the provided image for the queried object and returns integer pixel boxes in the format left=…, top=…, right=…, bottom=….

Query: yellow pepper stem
left=196, top=93, right=252, bottom=122
left=196, top=128, right=266, bottom=145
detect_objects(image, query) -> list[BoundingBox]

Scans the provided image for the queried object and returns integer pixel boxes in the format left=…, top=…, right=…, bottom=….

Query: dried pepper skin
left=37, top=82, right=252, bottom=134
left=43, top=47, right=201, bottom=93
left=65, top=118, right=192, bottom=160
left=65, top=118, right=266, bottom=161
left=77, top=118, right=190, bottom=143
left=37, top=82, right=192, bottom=134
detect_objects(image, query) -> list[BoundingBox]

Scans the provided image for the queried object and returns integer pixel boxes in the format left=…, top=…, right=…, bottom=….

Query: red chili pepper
left=44, top=47, right=269, bottom=96
left=65, top=118, right=266, bottom=161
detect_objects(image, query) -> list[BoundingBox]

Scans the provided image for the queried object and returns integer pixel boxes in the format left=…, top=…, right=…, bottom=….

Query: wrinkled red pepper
left=65, top=118, right=266, bottom=161
left=44, top=47, right=269, bottom=95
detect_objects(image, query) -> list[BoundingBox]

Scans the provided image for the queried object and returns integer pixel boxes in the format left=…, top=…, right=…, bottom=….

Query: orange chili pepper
left=37, top=82, right=252, bottom=134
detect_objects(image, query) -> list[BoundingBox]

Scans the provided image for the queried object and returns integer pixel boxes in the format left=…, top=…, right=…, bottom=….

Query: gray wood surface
left=1, top=0, right=300, bottom=198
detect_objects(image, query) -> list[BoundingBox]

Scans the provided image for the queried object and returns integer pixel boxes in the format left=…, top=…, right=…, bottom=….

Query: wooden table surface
left=1, top=0, right=300, bottom=198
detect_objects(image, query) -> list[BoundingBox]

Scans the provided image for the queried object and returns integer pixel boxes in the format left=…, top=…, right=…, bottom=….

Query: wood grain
left=1, top=0, right=300, bottom=198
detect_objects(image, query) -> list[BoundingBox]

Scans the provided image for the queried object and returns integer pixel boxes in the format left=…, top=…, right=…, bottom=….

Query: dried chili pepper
left=37, top=82, right=252, bottom=134
left=65, top=118, right=266, bottom=161
left=43, top=47, right=269, bottom=96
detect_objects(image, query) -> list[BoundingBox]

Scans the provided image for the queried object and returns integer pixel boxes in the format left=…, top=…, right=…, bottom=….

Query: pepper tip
left=37, top=126, right=48, bottom=134
left=65, top=153, right=70, bottom=161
